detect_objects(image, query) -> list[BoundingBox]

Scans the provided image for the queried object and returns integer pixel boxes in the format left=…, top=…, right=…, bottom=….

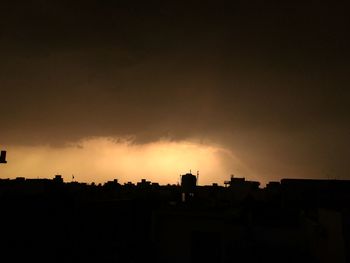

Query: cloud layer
left=1, top=1, right=349, bottom=182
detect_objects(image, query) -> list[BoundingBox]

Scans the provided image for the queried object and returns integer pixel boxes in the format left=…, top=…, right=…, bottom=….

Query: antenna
left=196, top=171, right=199, bottom=185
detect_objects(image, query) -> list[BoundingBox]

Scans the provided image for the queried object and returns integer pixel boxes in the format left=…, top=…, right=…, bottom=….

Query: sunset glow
left=0, top=137, right=252, bottom=185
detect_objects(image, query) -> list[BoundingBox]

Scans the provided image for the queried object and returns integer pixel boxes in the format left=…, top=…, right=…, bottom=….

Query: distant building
left=137, top=179, right=151, bottom=188
left=53, top=175, right=64, bottom=183
left=224, top=175, right=260, bottom=202
left=181, top=172, right=197, bottom=202
left=104, top=179, right=120, bottom=188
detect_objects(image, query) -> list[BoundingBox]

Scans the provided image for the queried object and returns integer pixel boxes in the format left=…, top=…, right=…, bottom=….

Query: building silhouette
left=0, top=174, right=349, bottom=262
left=181, top=172, right=197, bottom=202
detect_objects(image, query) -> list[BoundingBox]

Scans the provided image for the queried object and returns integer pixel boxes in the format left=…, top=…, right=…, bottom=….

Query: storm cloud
left=1, top=0, right=349, bottom=183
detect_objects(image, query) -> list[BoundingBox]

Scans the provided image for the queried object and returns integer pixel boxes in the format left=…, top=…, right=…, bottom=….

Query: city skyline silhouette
left=0, top=0, right=349, bottom=262
left=0, top=172, right=350, bottom=262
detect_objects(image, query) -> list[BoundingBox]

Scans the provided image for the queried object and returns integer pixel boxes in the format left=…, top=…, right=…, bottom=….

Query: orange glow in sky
left=0, top=137, right=254, bottom=185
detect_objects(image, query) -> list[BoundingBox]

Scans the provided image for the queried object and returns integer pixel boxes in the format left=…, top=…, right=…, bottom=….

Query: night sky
left=0, top=1, right=349, bottom=185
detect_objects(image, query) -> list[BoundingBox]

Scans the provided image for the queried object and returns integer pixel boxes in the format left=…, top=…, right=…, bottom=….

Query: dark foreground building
left=0, top=174, right=349, bottom=263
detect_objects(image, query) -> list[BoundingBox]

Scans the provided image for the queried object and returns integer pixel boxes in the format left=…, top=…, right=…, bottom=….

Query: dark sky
left=1, top=0, right=349, bottom=182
